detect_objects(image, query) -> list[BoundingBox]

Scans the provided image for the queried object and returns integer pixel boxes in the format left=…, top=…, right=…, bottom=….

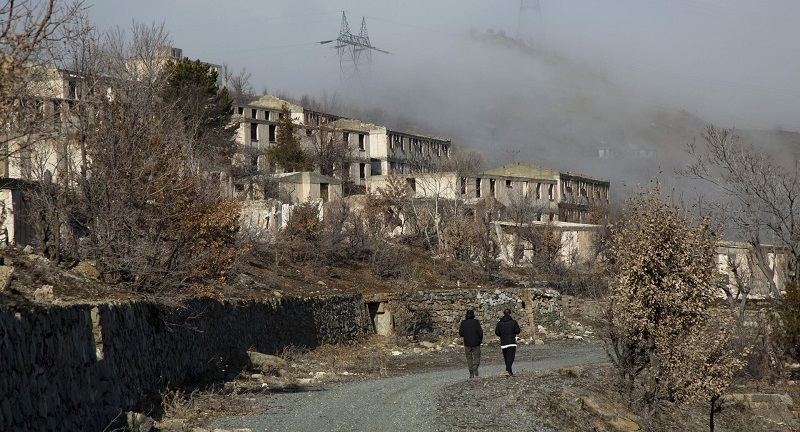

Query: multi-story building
left=231, top=97, right=452, bottom=186
left=557, top=172, right=610, bottom=223
left=367, top=162, right=609, bottom=224
left=232, top=95, right=304, bottom=173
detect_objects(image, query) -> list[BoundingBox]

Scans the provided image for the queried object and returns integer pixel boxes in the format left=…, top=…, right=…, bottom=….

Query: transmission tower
left=330, top=12, right=389, bottom=79
left=516, top=0, right=544, bottom=48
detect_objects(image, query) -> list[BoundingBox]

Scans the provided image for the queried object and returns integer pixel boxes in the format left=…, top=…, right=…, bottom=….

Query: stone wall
left=0, top=294, right=371, bottom=432
left=376, top=287, right=563, bottom=339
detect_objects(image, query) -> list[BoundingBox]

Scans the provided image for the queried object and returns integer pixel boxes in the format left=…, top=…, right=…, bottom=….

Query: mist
left=87, top=0, right=800, bottom=199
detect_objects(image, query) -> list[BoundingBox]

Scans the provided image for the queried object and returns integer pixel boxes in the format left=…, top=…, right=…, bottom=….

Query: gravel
left=209, top=339, right=607, bottom=432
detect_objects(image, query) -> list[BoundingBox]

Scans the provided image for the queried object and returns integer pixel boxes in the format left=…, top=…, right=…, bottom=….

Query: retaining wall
left=376, top=287, right=564, bottom=338
left=0, top=294, right=371, bottom=432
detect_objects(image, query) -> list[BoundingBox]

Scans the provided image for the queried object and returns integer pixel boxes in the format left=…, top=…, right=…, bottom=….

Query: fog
left=87, top=0, right=800, bottom=196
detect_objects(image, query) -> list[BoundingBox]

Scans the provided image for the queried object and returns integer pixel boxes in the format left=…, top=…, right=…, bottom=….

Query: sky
left=85, top=0, right=800, bottom=191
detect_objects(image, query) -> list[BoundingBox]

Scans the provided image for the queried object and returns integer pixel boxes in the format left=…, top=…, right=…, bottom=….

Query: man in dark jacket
left=458, top=309, right=483, bottom=378
left=495, top=308, right=521, bottom=377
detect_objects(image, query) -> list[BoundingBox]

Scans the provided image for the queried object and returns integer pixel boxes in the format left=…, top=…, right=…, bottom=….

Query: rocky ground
left=141, top=336, right=799, bottom=432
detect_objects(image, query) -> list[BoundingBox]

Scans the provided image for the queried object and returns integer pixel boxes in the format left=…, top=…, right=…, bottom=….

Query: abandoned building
left=232, top=97, right=452, bottom=186
left=367, top=162, right=610, bottom=224
left=715, top=241, right=789, bottom=298
left=274, top=171, right=342, bottom=204
left=0, top=65, right=94, bottom=245
left=493, top=220, right=604, bottom=267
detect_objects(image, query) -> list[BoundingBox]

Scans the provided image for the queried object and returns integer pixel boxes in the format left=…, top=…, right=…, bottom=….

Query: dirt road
left=209, top=339, right=607, bottom=432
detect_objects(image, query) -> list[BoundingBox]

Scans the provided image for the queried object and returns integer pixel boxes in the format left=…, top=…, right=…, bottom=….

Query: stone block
left=34, top=285, right=54, bottom=302
left=0, top=266, right=13, bottom=291
left=127, top=412, right=155, bottom=432
left=158, top=418, right=187, bottom=432
left=247, top=351, right=287, bottom=373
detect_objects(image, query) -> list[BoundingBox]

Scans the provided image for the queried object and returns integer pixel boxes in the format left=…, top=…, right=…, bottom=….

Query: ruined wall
left=379, top=287, right=563, bottom=339
left=0, top=294, right=370, bottom=432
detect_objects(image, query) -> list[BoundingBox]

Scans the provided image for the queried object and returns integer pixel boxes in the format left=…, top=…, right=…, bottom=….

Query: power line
left=327, top=12, right=390, bottom=79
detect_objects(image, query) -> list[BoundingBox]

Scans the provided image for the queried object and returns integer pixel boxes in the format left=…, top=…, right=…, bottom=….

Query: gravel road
left=209, top=339, right=607, bottom=432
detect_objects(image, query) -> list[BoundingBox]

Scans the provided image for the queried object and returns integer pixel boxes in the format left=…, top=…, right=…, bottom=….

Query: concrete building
left=0, top=65, right=93, bottom=245
left=232, top=95, right=304, bottom=175
left=558, top=171, right=610, bottom=223
left=367, top=162, right=608, bottom=224
left=715, top=241, right=789, bottom=298
left=232, top=98, right=452, bottom=187
left=493, top=220, right=604, bottom=267
left=274, top=171, right=342, bottom=204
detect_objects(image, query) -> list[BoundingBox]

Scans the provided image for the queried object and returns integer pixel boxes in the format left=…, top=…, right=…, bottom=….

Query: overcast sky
left=85, top=0, right=800, bottom=195
left=87, top=0, right=800, bottom=131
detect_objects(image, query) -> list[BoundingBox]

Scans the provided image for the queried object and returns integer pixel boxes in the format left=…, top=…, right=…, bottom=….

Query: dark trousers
left=465, top=345, right=481, bottom=374
left=502, top=345, right=517, bottom=374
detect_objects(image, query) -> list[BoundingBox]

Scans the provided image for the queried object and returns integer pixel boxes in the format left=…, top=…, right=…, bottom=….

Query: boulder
left=126, top=411, right=155, bottom=432
left=158, top=418, right=187, bottom=432
left=247, top=351, right=287, bottom=373
left=34, top=285, right=54, bottom=302
left=0, top=266, right=13, bottom=291
left=72, top=262, right=101, bottom=279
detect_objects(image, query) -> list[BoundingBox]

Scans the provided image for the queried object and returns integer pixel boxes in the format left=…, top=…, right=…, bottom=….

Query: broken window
left=548, top=184, right=554, bottom=201
left=320, top=183, right=329, bottom=202
left=250, top=123, right=258, bottom=142
left=535, top=183, right=541, bottom=199
left=358, top=134, right=365, bottom=150
left=269, top=125, right=276, bottom=142
left=460, top=177, right=466, bottom=195
left=407, top=178, right=416, bottom=192
left=490, top=179, right=496, bottom=197
left=237, top=106, right=244, bottom=115
left=68, top=80, right=77, bottom=99
left=359, top=163, right=366, bottom=179
left=506, top=180, right=512, bottom=189
left=251, top=108, right=257, bottom=118
left=476, top=178, right=482, bottom=198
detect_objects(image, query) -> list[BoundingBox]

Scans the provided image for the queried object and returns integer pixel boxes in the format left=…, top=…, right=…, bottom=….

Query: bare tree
left=306, top=124, right=351, bottom=178
left=1, top=0, right=84, bottom=153
left=682, top=125, right=799, bottom=297
left=431, top=147, right=484, bottom=175
left=18, top=21, right=240, bottom=290
left=222, top=63, right=255, bottom=103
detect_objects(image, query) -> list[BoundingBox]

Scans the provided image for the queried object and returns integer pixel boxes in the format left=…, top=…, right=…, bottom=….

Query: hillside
left=329, top=31, right=800, bottom=202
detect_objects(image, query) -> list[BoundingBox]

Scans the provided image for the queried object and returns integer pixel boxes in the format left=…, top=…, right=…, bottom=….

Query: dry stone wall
left=0, top=294, right=370, bottom=432
left=382, top=287, right=563, bottom=339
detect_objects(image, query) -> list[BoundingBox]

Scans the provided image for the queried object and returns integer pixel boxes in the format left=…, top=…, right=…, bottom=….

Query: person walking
left=495, top=308, right=521, bottom=377
left=458, top=309, right=483, bottom=378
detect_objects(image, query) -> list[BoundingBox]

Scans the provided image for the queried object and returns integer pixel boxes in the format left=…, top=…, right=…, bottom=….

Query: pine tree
left=267, top=104, right=313, bottom=172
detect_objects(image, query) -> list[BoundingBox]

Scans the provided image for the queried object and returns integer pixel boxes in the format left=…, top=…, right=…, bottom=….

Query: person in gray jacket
left=458, top=309, right=483, bottom=378
left=495, top=309, right=521, bottom=377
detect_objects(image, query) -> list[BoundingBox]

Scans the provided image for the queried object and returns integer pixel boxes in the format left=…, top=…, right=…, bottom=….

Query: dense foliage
left=605, top=188, right=744, bottom=427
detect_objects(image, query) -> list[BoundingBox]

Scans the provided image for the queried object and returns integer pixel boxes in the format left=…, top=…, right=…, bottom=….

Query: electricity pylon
left=517, top=0, right=545, bottom=48
left=325, top=12, right=389, bottom=79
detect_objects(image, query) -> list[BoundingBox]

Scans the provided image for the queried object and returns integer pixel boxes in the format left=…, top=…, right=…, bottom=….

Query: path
left=209, top=340, right=607, bottom=432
